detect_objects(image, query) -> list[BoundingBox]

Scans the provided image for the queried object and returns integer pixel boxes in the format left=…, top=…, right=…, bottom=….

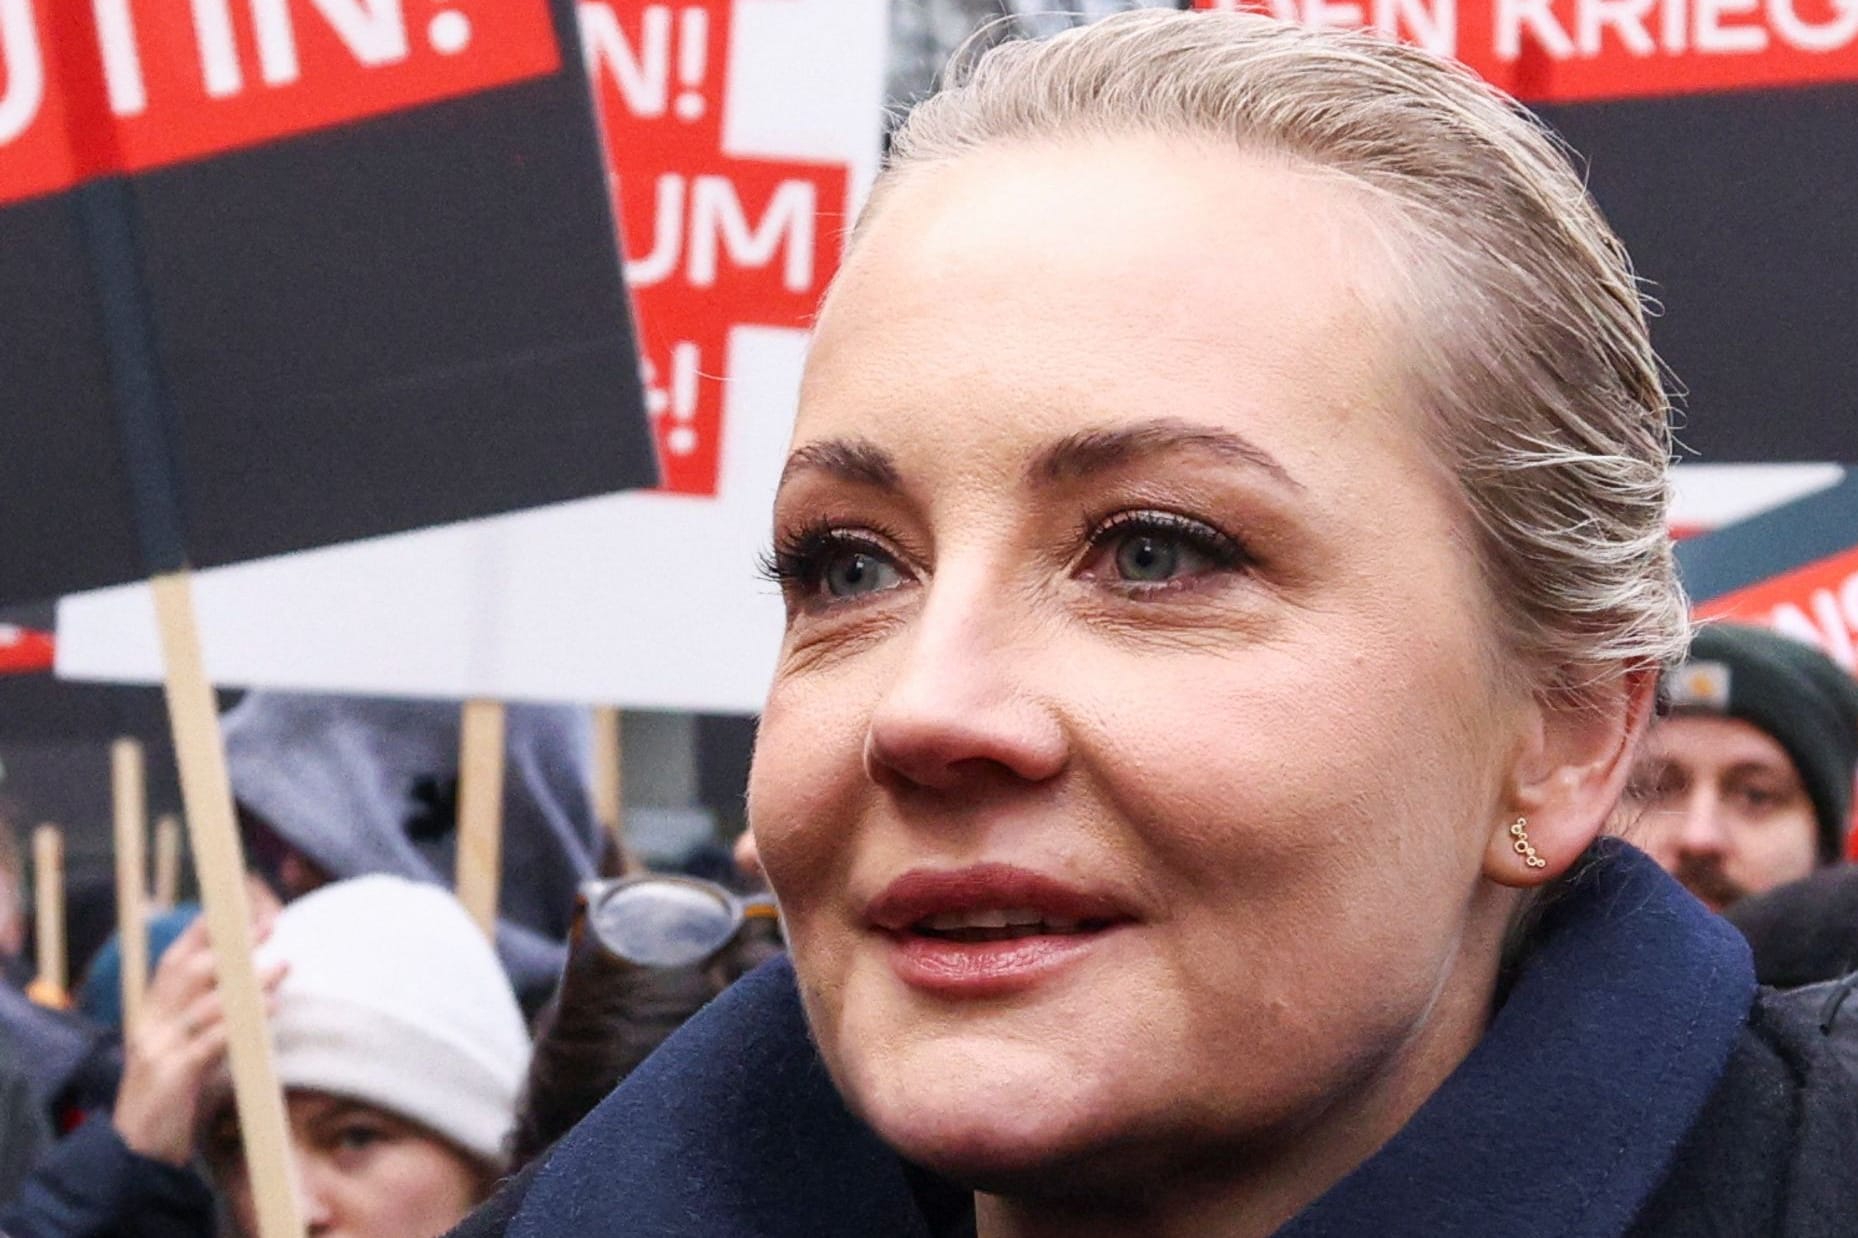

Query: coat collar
left=515, top=841, right=1752, bottom=1238
left=1276, top=839, right=1754, bottom=1237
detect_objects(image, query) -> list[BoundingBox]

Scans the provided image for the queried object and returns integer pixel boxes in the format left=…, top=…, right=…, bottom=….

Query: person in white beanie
left=201, top=875, right=531, bottom=1238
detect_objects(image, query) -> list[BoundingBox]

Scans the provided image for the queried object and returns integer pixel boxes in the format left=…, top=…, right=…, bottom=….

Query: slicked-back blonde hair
left=865, top=10, right=1686, bottom=690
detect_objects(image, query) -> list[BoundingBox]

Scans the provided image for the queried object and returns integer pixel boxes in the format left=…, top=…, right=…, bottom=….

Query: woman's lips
left=865, top=863, right=1134, bottom=997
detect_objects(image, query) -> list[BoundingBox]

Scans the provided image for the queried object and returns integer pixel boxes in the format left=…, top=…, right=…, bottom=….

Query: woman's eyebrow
left=777, top=438, right=902, bottom=492
left=1027, top=418, right=1303, bottom=491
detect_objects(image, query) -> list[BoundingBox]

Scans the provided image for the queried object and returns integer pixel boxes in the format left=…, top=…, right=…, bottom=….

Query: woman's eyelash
left=757, top=519, right=904, bottom=589
left=1082, top=510, right=1251, bottom=569
left=758, top=511, right=1248, bottom=592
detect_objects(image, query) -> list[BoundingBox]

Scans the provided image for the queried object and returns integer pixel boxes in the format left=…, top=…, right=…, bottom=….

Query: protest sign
left=0, top=626, right=54, bottom=675
left=1667, top=464, right=1846, bottom=538
left=57, top=0, right=892, bottom=715
left=1197, top=0, right=1857, bottom=463
left=1, top=0, right=656, bottom=606
left=1678, top=471, right=1858, bottom=669
left=6, top=4, right=651, bottom=1232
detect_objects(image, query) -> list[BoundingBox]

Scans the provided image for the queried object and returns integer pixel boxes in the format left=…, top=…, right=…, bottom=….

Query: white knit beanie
left=259, top=875, right=531, bottom=1168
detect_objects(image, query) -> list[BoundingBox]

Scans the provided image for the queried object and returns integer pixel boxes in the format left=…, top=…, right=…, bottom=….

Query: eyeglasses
left=576, top=875, right=780, bottom=970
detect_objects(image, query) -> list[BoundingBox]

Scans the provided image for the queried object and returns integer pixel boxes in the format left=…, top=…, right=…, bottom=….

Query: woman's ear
left=1484, top=666, right=1658, bottom=888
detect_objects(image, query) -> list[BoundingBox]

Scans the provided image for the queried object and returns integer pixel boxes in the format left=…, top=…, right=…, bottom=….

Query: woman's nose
left=863, top=574, right=1067, bottom=794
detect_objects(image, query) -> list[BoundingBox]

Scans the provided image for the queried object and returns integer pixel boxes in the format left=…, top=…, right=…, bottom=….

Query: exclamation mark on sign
left=673, top=8, right=708, bottom=122
left=429, top=6, right=472, bottom=55
left=664, top=341, right=701, bottom=457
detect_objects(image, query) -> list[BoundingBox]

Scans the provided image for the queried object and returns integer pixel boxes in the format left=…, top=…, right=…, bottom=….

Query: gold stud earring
left=1510, top=818, right=1547, bottom=869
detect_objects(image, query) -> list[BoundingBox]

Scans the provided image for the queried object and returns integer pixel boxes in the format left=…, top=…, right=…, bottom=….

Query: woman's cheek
left=750, top=688, right=862, bottom=897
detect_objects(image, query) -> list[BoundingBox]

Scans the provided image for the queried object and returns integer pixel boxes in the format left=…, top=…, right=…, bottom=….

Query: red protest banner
left=1695, top=545, right=1858, bottom=672
left=1679, top=473, right=1858, bottom=669
left=0, top=625, right=54, bottom=674
left=582, top=0, right=851, bottom=496
left=0, top=0, right=558, bottom=208
left=1196, top=0, right=1858, bottom=103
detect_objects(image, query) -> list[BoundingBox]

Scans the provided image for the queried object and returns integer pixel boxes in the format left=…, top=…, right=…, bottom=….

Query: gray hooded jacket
left=222, top=692, right=602, bottom=1006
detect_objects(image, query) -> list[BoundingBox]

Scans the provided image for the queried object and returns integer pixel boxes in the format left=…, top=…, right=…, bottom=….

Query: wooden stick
left=455, top=699, right=507, bottom=939
left=152, top=814, right=182, bottom=911
left=150, top=571, right=304, bottom=1238
left=31, top=825, right=65, bottom=1000
left=590, top=706, right=629, bottom=866
left=112, top=739, right=149, bottom=1034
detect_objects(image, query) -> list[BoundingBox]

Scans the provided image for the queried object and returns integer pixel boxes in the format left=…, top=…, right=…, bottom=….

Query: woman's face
left=750, top=137, right=1533, bottom=1193
left=218, top=1092, right=485, bottom=1238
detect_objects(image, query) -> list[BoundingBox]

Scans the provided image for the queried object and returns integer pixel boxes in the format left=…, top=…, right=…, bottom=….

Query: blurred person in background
left=1623, top=623, right=1858, bottom=913
left=0, top=811, right=29, bottom=983
left=0, top=816, right=129, bottom=1207
left=1726, top=864, right=1858, bottom=991
left=457, top=11, right=1858, bottom=1237
left=0, top=900, right=286, bottom=1237
left=503, top=874, right=783, bottom=1171
left=4, top=874, right=524, bottom=1238
left=221, top=692, right=603, bottom=1012
left=203, top=875, right=529, bottom=1238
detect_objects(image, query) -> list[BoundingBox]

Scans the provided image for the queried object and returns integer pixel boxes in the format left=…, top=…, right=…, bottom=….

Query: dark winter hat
left=1666, top=624, right=1858, bottom=862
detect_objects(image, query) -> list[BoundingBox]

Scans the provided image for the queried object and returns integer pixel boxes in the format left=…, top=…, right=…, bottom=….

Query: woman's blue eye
left=1115, top=534, right=1183, bottom=582
left=824, top=548, right=903, bottom=598
left=760, top=525, right=913, bottom=609
left=1106, top=527, right=1223, bottom=584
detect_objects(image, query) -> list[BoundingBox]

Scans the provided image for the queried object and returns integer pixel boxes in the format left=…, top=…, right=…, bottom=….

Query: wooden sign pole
left=590, top=706, right=633, bottom=871
left=151, top=814, right=182, bottom=911
left=31, top=825, right=65, bottom=1002
left=151, top=572, right=304, bottom=1238
left=112, top=739, right=150, bottom=1034
left=455, top=699, right=507, bottom=939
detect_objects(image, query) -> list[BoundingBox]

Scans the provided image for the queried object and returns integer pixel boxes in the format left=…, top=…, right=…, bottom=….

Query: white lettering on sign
left=1693, top=0, right=1767, bottom=52
left=1497, top=0, right=1578, bottom=58
left=1578, top=0, right=1658, bottom=55
left=1767, top=570, right=1858, bottom=670
left=93, top=0, right=148, bottom=115
left=643, top=340, right=702, bottom=456
left=250, top=0, right=412, bottom=88
left=0, top=0, right=44, bottom=146
left=1770, top=0, right=1858, bottom=49
left=1215, top=0, right=1858, bottom=66
left=1243, top=0, right=1458, bottom=55
left=579, top=3, right=711, bottom=122
left=189, top=0, right=242, bottom=97
left=1490, top=0, right=1858, bottom=59
left=625, top=173, right=818, bottom=295
left=689, top=176, right=814, bottom=292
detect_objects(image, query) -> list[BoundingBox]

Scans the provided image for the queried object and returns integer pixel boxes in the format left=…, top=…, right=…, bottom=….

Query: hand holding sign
left=113, top=913, right=289, bottom=1168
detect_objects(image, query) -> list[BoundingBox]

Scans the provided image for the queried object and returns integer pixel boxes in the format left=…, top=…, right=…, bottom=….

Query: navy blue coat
left=456, top=842, right=1858, bottom=1237
left=0, top=1119, right=214, bottom=1238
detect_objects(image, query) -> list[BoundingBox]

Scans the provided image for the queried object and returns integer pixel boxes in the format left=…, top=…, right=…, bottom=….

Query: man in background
left=1624, top=623, right=1858, bottom=913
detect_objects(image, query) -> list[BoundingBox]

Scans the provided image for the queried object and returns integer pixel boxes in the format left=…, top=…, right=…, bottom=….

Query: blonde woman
left=459, top=11, right=1858, bottom=1237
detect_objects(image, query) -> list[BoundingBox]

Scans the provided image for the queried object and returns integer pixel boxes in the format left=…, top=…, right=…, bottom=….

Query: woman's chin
left=879, top=1105, right=1101, bottom=1187
left=848, top=1051, right=1133, bottom=1186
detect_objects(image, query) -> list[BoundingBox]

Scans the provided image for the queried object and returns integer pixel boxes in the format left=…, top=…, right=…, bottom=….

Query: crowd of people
left=1, top=8, right=1856, bottom=1237
left=0, top=693, right=772, bottom=1237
